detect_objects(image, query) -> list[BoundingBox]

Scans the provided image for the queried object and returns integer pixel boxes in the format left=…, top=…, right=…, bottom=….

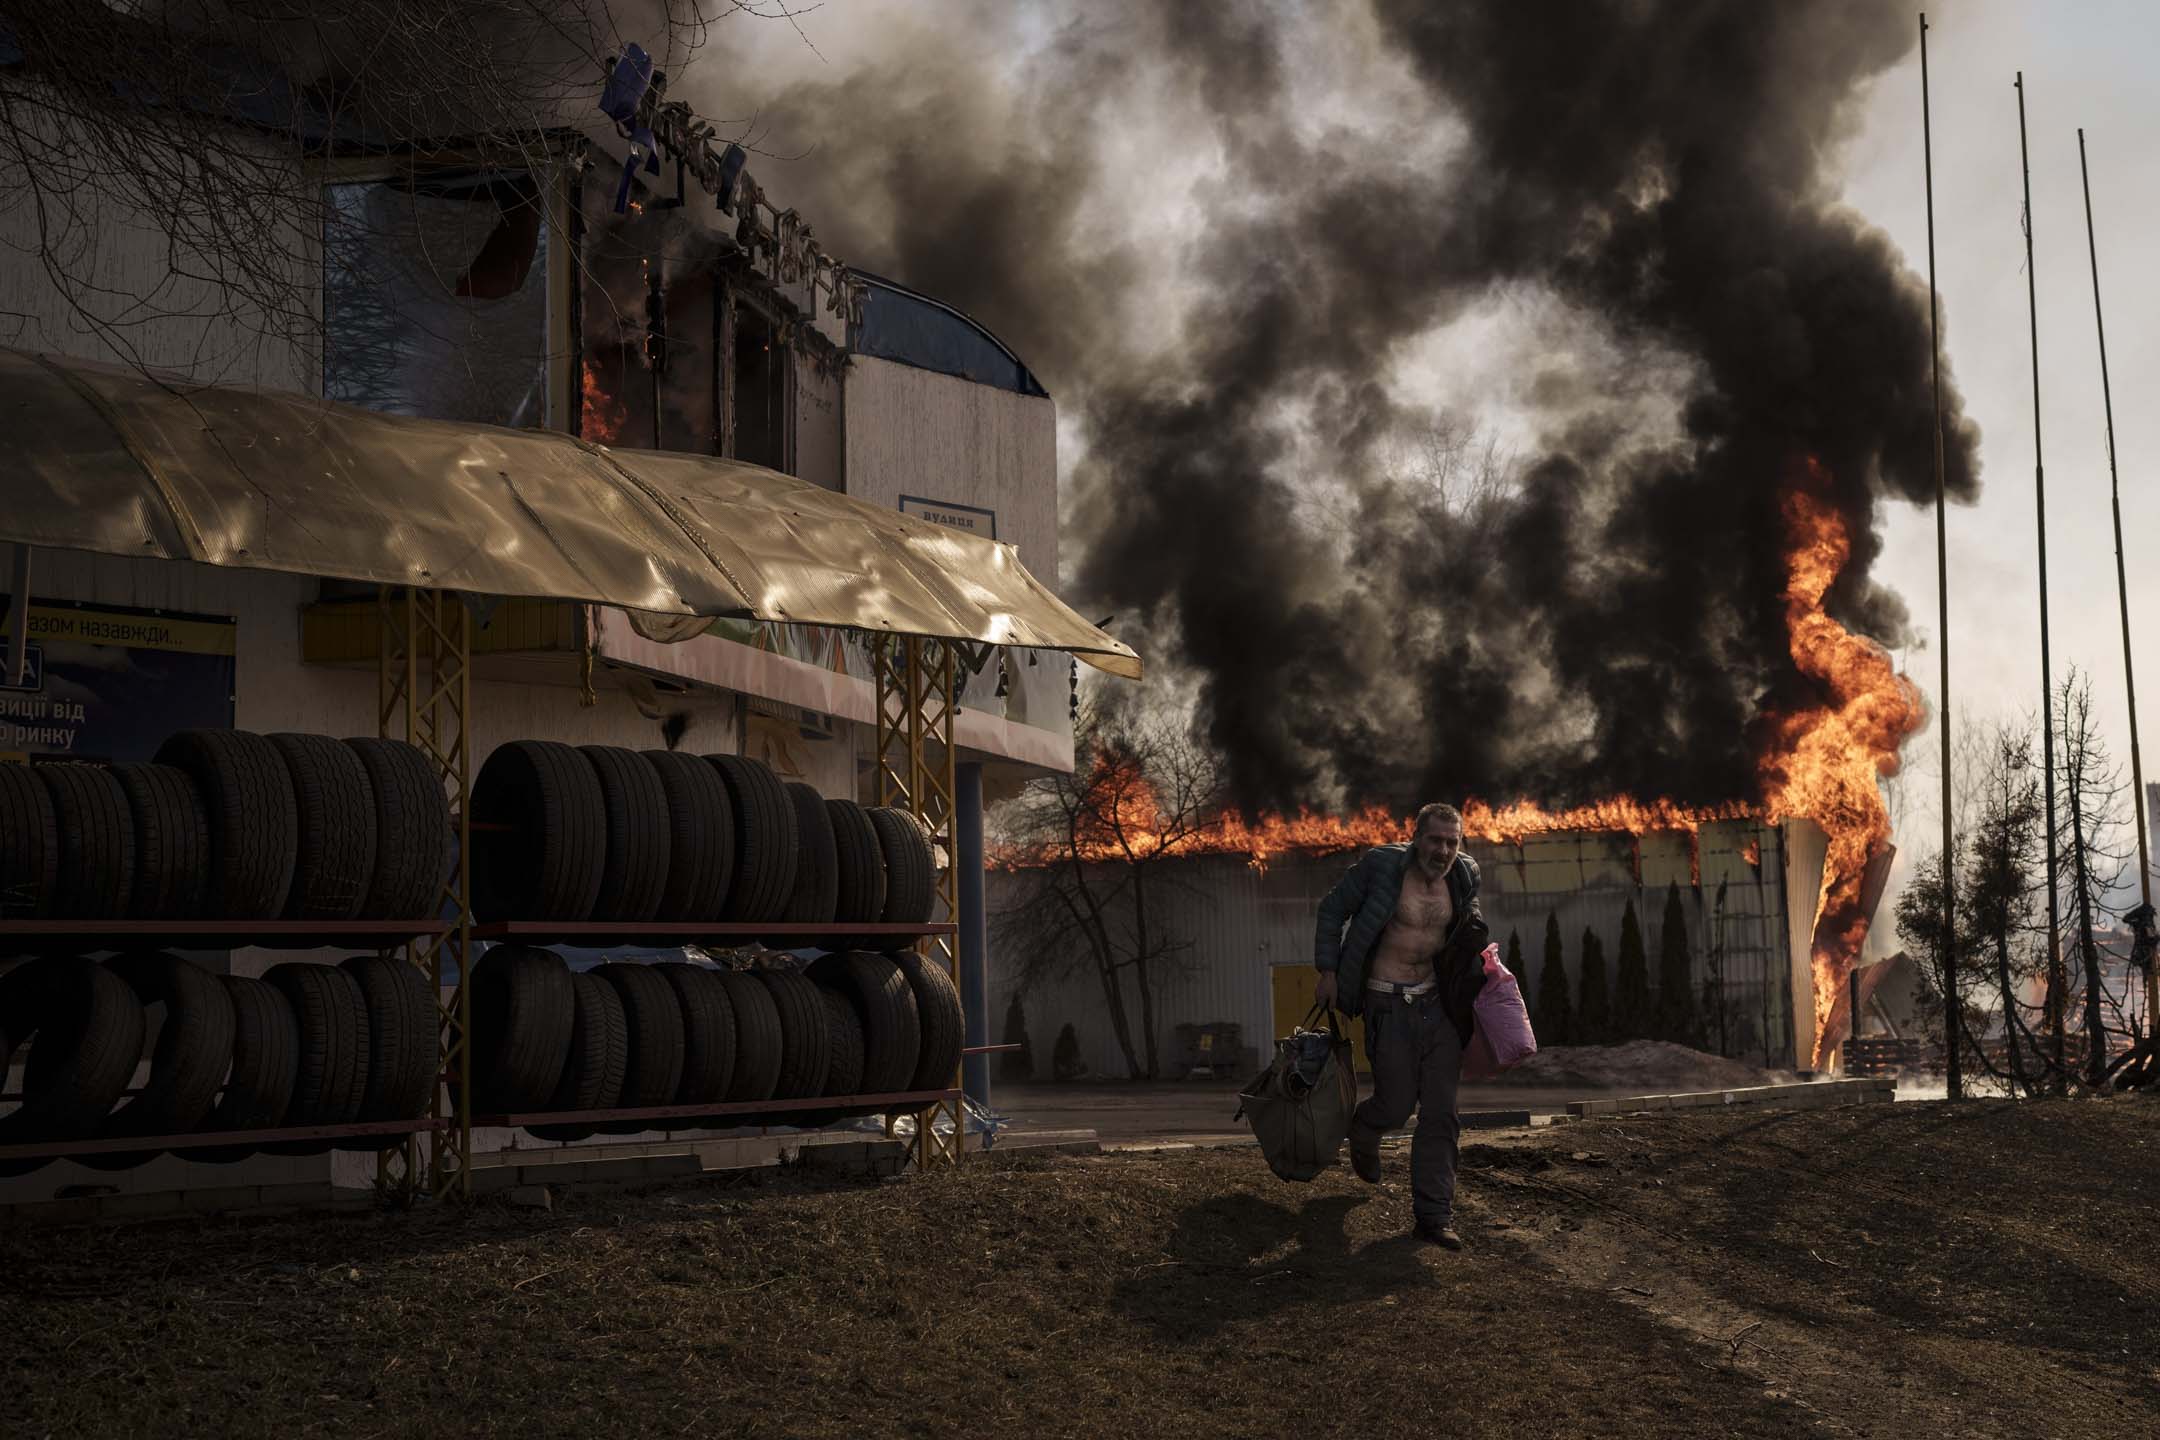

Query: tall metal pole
left=1923, top=15, right=1961, bottom=1099
left=957, top=761, right=992, bottom=1108
left=2077, top=130, right=2156, bottom=1048
left=2016, top=73, right=2066, bottom=1081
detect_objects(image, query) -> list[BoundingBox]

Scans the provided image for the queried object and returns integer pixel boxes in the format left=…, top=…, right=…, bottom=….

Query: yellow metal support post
left=379, top=587, right=474, bottom=1198
left=873, top=634, right=963, bottom=1167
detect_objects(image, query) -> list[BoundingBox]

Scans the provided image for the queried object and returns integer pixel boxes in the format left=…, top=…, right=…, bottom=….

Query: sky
left=1838, top=1, right=2159, bottom=894
left=695, top=1, right=2160, bottom=905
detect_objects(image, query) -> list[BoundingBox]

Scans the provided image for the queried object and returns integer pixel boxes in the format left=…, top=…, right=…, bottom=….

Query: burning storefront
left=988, top=460, right=1918, bottom=1080
left=298, top=93, right=1080, bottom=791
left=988, top=814, right=1841, bottom=1080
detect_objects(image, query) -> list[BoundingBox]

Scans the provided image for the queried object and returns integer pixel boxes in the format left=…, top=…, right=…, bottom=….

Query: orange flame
left=1760, top=460, right=1923, bottom=1066
left=581, top=358, right=627, bottom=445
left=1002, top=461, right=1918, bottom=1066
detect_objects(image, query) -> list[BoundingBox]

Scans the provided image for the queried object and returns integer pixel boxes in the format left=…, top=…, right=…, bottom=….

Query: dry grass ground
left=3, top=1096, right=2155, bottom=1438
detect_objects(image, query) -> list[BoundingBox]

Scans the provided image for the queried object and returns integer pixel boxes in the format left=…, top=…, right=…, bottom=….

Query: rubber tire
left=705, top=754, right=798, bottom=924
left=868, top=806, right=936, bottom=924
left=808, top=951, right=921, bottom=1096
left=779, top=782, right=840, bottom=927
left=761, top=968, right=830, bottom=1102
left=268, top=734, right=379, bottom=922
left=345, top=738, right=452, bottom=921
left=818, top=985, right=866, bottom=1103
left=891, top=949, right=965, bottom=1093
left=335, top=955, right=436, bottom=1149
left=641, top=749, right=735, bottom=923
left=471, top=740, right=607, bottom=923
left=0, top=763, right=59, bottom=920
left=713, top=969, right=782, bottom=1108
left=0, top=959, right=146, bottom=1171
left=657, top=962, right=735, bottom=1107
left=468, top=944, right=574, bottom=1113
left=155, top=730, right=299, bottom=920
left=192, top=975, right=299, bottom=1163
left=109, top=763, right=210, bottom=921
left=38, top=764, right=137, bottom=921
left=825, top=799, right=886, bottom=929
left=594, top=961, right=685, bottom=1135
left=80, top=952, right=237, bottom=1170
left=260, top=962, right=370, bottom=1155
left=580, top=746, right=670, bottom=925
left=528, top=972, right=629, bottom=1142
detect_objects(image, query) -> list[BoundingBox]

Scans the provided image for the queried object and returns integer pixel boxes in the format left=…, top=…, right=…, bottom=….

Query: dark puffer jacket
left=1312, top=843, right=1487, bottom=1030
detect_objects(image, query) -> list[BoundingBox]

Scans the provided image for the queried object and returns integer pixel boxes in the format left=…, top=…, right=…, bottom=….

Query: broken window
left=727, top=289, right=789, bottom=472
left=577, top=177, right=658, bottom=450
left=577, top=171, right=725, bottom=454
left=322, top=170, right=549, bottom=425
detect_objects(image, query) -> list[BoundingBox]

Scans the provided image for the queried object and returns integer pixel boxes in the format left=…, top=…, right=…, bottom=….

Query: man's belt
left=1365, top=976, right=1437, bottom=998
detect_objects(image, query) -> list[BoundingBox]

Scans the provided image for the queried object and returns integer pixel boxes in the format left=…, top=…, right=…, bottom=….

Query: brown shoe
left=1349, top=1134, right=1381, bottom=1183
left=1418, top=1221, right=1463, bottom=1251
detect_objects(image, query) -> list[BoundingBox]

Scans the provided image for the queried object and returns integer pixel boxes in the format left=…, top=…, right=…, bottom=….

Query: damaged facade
left=1, top=48, right=1077, bottom=1200
left=990, top=817, right=1914, bottom=1081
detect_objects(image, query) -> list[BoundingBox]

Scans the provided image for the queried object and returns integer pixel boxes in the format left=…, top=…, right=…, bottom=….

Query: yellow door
left=1270, top=965, right=1372, bottom=1077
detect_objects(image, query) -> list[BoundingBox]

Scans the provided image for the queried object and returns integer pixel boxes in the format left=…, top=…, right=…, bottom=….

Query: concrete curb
left=1564, top=1077, right=1895, bottom=1118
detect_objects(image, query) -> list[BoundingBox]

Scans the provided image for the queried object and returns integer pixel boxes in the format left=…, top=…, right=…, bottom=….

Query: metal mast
left=1923, top=14, right=1960, bottom=1098
left=2076, top=128, right=2155, bottom=1049
left=2016, top=73, right=2066, bottom=1080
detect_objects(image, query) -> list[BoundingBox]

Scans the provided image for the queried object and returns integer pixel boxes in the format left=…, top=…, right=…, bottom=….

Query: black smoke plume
left=723, top=0, right=1982, bottom=816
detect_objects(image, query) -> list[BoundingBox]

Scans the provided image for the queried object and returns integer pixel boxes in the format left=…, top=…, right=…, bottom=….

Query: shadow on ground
left=1113, top=1189, right=1429, bottom=1337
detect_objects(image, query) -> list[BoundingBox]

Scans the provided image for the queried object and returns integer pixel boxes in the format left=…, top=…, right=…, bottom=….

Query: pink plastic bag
left=1461, top=942, right=1539, bottom=1080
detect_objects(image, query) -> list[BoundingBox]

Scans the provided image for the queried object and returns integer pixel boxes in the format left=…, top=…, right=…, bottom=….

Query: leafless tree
left=1294, top=413, right=1518, bottom=544
left=1894, top=716, right=2066, bottom=1098
left=1895, top=848, right=1982, bottom=1076
left=2049, top=669, right=2139, bottom=1089
left=989, top=699, right=1228, bottom=1081
left=0, top=1, right=785, bottom=379
left=1960, top=721, right=2048, bottom=1097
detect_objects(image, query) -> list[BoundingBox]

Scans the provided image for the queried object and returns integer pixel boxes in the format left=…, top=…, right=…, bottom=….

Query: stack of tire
left=1, top=731, right=453, bottom=925
left=0, top=951, right=436, bottom=1173
left=468, top=743, right=939, bottom=936
left=467, top=946, right=964, bottom=1136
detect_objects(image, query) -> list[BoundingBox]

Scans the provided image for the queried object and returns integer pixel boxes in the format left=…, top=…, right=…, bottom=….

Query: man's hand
left=1314, top=971, right=1339, bottom=1008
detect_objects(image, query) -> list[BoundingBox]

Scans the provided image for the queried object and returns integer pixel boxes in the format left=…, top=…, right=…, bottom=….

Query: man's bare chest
left=1390, top=874, right=1454, bottom=934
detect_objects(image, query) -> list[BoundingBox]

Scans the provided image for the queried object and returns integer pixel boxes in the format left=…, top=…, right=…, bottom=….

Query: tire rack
left=0, top=919, right=454, bottom=1166
left=872, top=635, right=963, bottom=1169
left=1, top=593, right=983, bottom=1195
left=381, top=591, right=975, bottom=1195
left=455, top=923, right=964, bottom=1151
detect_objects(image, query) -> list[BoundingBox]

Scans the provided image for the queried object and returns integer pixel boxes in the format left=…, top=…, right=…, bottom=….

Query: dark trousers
left=1351, top=989, right=1463, bottom=1224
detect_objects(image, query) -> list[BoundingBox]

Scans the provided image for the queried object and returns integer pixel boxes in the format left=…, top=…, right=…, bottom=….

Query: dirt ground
left=4, top=1096, right=2156, bottom=1438
left=988, top=1042, right=1794, bottom=1148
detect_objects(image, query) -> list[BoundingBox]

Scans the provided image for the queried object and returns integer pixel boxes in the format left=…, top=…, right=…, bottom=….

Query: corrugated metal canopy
left=0, top=347, right=1140, bottom=676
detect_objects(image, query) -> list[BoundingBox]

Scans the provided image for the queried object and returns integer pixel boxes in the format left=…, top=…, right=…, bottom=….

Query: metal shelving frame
left=378, top=586, right=474, bottom=1197
left=471, top=1088, right=961, bottom=1130
left=0, top=920, right=448, bottom=953
left=0, top=1118, right=448, bottom=1165
left=872, top=634, right=963, bottom=1169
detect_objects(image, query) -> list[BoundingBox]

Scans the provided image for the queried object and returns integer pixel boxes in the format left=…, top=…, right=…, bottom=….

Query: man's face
left=1414, top=817, right=1463, bottom=876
